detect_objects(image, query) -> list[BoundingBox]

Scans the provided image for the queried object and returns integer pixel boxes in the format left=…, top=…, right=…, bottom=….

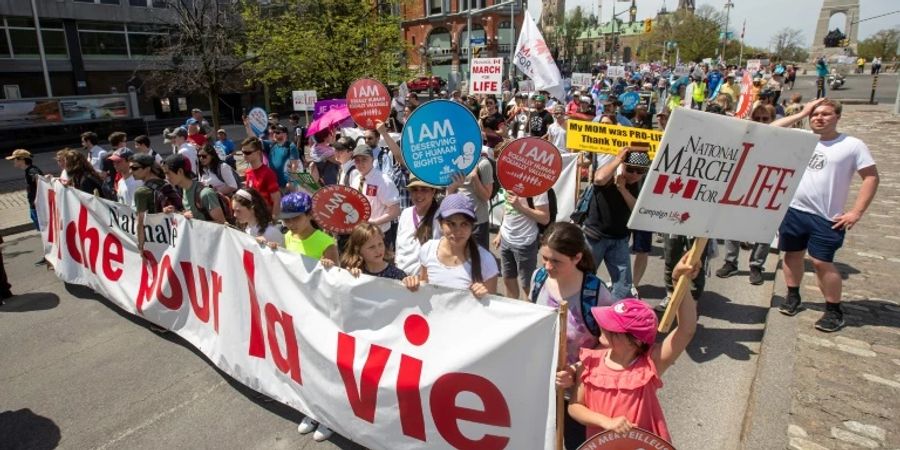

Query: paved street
left=786, top=73, right=898, bottom=106
left=0, top=104, right=897, bottom=450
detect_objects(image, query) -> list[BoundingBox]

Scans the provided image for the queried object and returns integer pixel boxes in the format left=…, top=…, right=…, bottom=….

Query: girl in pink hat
left=568, top=254, right=700, bottom=443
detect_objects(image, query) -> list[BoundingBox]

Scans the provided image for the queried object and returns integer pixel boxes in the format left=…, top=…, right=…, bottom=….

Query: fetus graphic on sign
left=342, top=202, right=360, bottom=224
left=453, top=142, right=476, bottom=170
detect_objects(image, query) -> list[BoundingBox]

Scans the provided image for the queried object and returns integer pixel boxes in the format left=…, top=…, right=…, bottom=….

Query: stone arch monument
left=810, top=0, right=859, bottom=58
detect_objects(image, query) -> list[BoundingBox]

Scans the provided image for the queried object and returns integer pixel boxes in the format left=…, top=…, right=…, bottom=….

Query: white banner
left=518, top=80, right=535, bottom=93
left=627, top=108, right=819, bottom=243
left=746, top=59, right=762, bottom=72
left=606, top=65, right=626, bottom=79
left=292, top=90, right=317, bottom=112
left=514, top=11, right=565, bottom=101
left=470, top=58, right=503, bottom=96
left=571, top=73, right=592, bottom=88
left=37, top=179, right=559, bottom=450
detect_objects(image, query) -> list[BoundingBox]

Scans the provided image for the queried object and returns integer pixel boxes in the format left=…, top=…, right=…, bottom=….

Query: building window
left=74, top=0, right=122, bottom=4
left=1, top=16, right=68, bottom=59
left=428, top=0, right=442, bottom=15
left=128, top=0, right=167, bottom=7
left=458, top=0, right=483, bottom=12
left=77, top=21, right=167, bottom=58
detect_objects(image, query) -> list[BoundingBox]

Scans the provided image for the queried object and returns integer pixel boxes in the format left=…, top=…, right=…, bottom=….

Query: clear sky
left=527, top=0, right=899, bottom=49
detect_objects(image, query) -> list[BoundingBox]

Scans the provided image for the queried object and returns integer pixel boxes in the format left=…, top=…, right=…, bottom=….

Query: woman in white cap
left=403, top=193, right=498, bottom=298
left=394, top=175, right=442, bottom=275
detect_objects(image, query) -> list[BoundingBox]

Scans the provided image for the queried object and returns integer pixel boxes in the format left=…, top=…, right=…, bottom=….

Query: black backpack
left=192, top=184, right=235, bottom=224
left=144, top=179, right=182, bottom=213
left=527, top=188, right=557, bottom=234
left=485, top=157, right=501, bottom=200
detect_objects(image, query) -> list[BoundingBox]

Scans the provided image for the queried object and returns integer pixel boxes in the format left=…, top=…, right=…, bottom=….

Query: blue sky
left=527, top=0, right=899, bottom=49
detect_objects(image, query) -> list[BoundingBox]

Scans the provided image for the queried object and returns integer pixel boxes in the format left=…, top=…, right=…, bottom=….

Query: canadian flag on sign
left=653, top=174, right=698, bottom=199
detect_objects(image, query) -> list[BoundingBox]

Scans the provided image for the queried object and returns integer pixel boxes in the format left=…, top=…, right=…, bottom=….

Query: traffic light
left=644, top=19, right=652, bottom=33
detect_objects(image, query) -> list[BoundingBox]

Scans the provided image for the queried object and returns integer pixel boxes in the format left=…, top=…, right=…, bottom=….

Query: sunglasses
left=273, top=131, right=286, bottom=135
left=626, top=167, right=647, bottom=175
left=752, top=116, right=773, bottom=122
left=241, top=150, right=258, bottom=156
left=129, top=165, right=144, bottom=171
left=199, top=154, right=211, bottom=158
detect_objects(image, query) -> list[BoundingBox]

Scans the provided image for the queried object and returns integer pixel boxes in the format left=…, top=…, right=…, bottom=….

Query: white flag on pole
left=514, top=10, right=566, bottom=101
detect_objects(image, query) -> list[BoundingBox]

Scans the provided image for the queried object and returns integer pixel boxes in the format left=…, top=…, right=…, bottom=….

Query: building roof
left=577, top=20, right=646, bottom=40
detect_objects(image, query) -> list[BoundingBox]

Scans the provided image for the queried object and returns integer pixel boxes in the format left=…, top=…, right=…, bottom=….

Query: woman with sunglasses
left=198, top=144, right=238, bottom=196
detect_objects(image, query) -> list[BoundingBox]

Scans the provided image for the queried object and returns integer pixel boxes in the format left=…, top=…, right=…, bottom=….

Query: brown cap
left=5, top=149, right=32, bottom=160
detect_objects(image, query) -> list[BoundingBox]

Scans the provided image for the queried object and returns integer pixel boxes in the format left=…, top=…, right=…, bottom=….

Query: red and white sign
left=497, top=137, right=562, bottom=197
left=292, top=90, right=317, bottom=112
left=346, top=78, right=391, bottom=129
left=311, top=184, right=372, bottom=235
left=734, top=71, right=753, bottom=119
left=469, top=58, right=503, bottom=96
left=627, top=107, right=819, bottom=243
left=578, top=428, right=675, bottom=450
left=36, top=178, right=559, bottom=450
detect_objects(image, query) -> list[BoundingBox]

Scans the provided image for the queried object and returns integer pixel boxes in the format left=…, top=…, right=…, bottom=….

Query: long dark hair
left=63, top=148, right=102, bottom=187
left=199, top=143, right=227, bottom=181
left=540, top=222, right=596, bottom=273
left=232, top=187, right=273, bottom=232
left=439, top=213, right=483, bottom=283
left=414, top=194, right=440, bottom=244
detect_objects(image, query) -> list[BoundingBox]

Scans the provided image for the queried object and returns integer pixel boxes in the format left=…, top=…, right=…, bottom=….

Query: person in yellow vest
left=856, top=56, right=865, bottom=74
left=690, top=75, right=707, bottom=110
left=718, top=73, right=739, bottom=111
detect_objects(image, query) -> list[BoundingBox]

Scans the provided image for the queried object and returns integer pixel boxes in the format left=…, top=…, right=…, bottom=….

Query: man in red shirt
left=186, top=119, right=208, bottom=147
left=240, top=137, right=281, bottom=218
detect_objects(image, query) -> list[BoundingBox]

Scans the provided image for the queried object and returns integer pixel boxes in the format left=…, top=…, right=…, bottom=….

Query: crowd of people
left=4, top=60, right=879, bottom=447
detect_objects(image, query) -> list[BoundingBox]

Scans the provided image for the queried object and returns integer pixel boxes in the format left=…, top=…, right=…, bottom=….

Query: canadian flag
left=652, top=174, right=698, bottom=199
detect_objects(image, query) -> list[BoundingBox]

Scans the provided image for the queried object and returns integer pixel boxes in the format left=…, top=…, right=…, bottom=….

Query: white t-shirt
left=200, top=163, right=238, bottom=193
left=116, top=175, right=143, bottom=208
left=395, top=206, right=442, bottom=275
left=348, top=167, right=400, bottom=233
left=89, top=146, right=107, bottom=172
left=418, top=239, right=499, bottom=292
left=246, top=224, right=285, bottom=247
left=790, top=134, right=875, bottom=220
left=178, top=142, right=199, bottom=174
left=500, top=191, right=549, bottom=247
left=548, top=122, right=568, bottom=153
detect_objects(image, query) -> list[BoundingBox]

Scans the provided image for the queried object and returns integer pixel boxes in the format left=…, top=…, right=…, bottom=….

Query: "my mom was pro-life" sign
left=627, top=108, right=819, bottom=243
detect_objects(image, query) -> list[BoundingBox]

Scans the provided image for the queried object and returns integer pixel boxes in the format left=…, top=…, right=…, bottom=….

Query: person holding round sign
left=402, top=194, right=498, bottom=299
left=568, top=256, right=699, bottom=445
left=394, top=175, right=443, bottom=276
left=347, top=144, right=401, bottom=245
left=269, top=192, right=339, bottom=267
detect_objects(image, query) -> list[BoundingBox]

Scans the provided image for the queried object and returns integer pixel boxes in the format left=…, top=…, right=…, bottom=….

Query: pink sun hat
left=591, top=299, right=658, bottom=345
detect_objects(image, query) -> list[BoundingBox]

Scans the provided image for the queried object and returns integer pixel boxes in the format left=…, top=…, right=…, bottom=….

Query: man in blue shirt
left=214, top=129, right=236, bottom=168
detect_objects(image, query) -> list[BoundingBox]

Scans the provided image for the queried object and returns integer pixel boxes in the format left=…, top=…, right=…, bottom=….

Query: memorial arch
left=810, top=0, right=859, bottom=58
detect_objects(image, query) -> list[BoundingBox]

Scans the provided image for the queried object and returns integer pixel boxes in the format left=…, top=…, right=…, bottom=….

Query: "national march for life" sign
left=627, top=108, right=819, bottom=243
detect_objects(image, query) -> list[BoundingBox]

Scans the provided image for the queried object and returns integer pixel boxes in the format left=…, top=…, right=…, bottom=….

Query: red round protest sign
left=311, top=185, right=372, bottom=235
left=496, top=137, right=562, bottom=197
left=578, top=428, right=676, bottom=450
left=346, top=78, right=391, bottom=129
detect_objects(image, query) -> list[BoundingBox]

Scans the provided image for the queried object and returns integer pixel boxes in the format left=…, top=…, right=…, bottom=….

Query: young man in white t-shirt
left=547, top=104, right=568, bottom=154
left=493, top=191, right=550, bottom=300
left=776, top=99, right=879, bottom=332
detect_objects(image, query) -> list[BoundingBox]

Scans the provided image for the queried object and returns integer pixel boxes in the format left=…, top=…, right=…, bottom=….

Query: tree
left=142, top=0, right=249, bottom=131
left=548, top=6, right=588, bottom=65
left=640, top=8, right=722, bottom=63
left=241, top=0, right=409, bottom=100
left=770, top=28, right=809, bottom=62
left=858, top=27, right=900, bottom=61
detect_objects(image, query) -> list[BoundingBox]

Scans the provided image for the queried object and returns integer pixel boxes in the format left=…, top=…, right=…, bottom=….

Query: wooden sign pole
left=658, top=237, right=707, bottom=333
left=556, top=300, right=569, bottom=450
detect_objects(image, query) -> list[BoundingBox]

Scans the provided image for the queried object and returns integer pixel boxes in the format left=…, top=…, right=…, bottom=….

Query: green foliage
left=858, top=28, right=900, bottom=61
left=240, top=0, right=410, bottom=99
left=549, top=6, right=589, bottom=60
left=640, top=8, right=723, bottom=63
left=769, top=28, right=808, bottom=63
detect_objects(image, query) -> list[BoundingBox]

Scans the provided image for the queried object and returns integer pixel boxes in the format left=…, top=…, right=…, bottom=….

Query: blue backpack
left=530, top=267, right=606, bottom=337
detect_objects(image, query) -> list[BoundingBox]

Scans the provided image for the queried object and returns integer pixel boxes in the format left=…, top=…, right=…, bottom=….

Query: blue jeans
left=586, top=236, right=632, bottom=300
left=30, top=208, right=39, bottom=231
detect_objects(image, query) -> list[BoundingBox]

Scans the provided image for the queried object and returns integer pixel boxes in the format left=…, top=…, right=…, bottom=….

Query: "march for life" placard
left=627, top=108, right=819, bottom=243
left=469, top=58, right=503, bottom=97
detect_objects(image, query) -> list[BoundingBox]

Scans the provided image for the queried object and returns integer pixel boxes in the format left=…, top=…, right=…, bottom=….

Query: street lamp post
left=721, top=0, right=734, bottom=64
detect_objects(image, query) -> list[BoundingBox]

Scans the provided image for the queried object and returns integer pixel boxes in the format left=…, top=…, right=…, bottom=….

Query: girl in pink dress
left=568, top=254, right=700, bottom=443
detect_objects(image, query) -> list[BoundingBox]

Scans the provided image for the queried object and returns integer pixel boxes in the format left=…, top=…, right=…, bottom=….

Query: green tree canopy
left=240, top=0, right=409, bottom=100
left=858, top=27, right=900, bottom=61
left=639, top=6, right=723, bottom=63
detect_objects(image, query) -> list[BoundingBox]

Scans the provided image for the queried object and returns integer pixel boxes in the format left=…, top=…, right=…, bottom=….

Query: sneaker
left=715, top=262, right=738, bottom=278
left=815, top=307, right=845, bottom=333
left=34, top=258, right=46, bottom=267
left=778, top=294, right=802, bottom=316
left=654, top=295, right=670, bottom=312
left=297, top=417, right=318, bottom=434
left=630, top=285, right=640, bottom=299
left=312, top=424, right=333, bottom=442
left=749, top=267, right=764, bottom=285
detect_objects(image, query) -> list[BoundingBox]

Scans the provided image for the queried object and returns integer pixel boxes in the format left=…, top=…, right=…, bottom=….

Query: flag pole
left=555, top=301, right=569, bottom=450
left=738, top=20, right=746, bottom=68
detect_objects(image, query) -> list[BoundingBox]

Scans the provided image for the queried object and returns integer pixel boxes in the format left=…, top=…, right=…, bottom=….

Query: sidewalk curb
left=739, top=258, right=798, bottom=450
left=2, top=222, right=35, bottom=238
